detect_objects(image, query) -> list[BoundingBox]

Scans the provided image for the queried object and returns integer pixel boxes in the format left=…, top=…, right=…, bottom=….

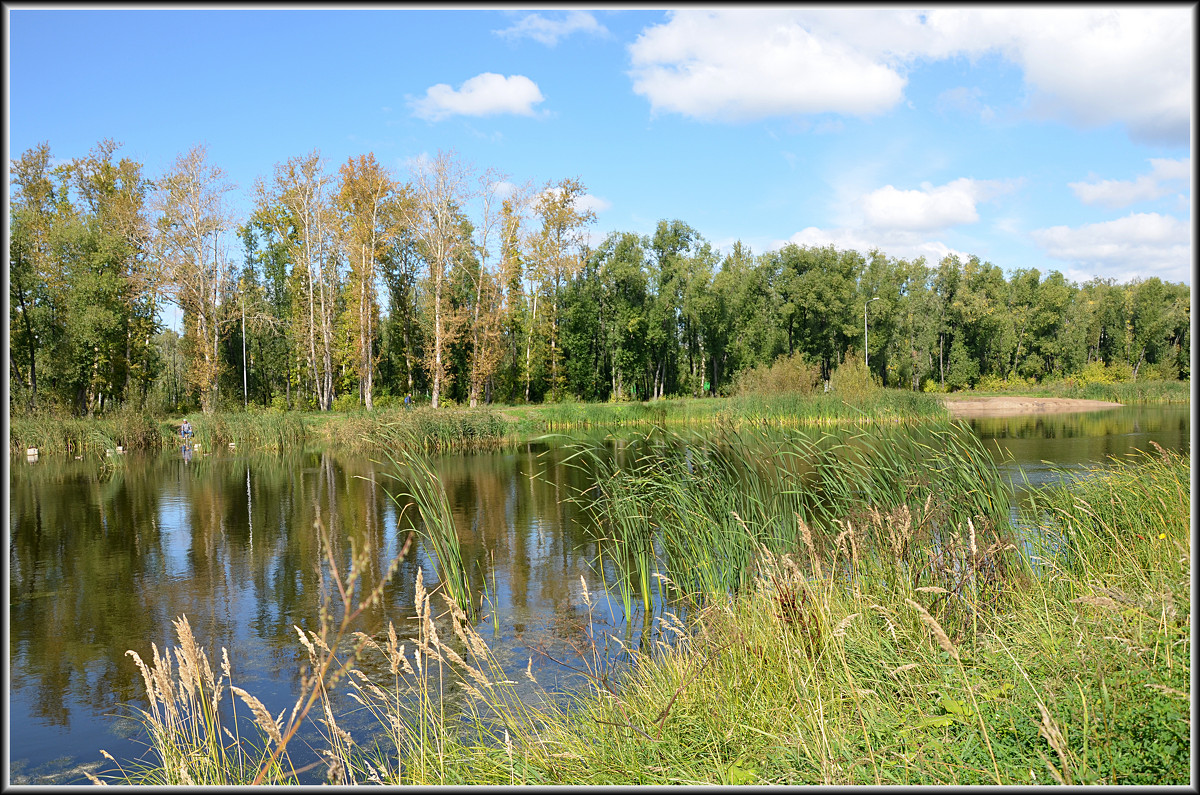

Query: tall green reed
left=568, top=422, right=1017, bottom=619
left=381, top=446, right=475, bottom=615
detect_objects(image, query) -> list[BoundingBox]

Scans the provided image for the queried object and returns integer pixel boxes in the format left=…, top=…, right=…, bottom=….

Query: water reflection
left=9, top=444, right=612, bottom=783
left=966, top=404, right=1190, bottom=492
left=8, top=404, right=1190, bottom=783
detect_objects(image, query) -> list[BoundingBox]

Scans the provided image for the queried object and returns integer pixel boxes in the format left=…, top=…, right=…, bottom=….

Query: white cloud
left=1031, top=212, right=1192, bottom=283
left=951, top=8, right=1193, bottom=145
left=494, top=12, right=607, bottom=46
left=628, top=10, right=907, bottom=122
left=766, top=174, right=1016, bottom=264
left=860, top=178, right=1017, bottom=232
left=779, top=225, right=971, bottom=265
left=1069, top=158, right=1191, bottom=209
left=409, top=73, right=545, bottom=121
left=537, top=185, right=611, bottom=216
left=401, top=152, right=432, bottom=172
left=627, top=8, right=1192, bottom=142
left=575, top=194, right=612, bottom=215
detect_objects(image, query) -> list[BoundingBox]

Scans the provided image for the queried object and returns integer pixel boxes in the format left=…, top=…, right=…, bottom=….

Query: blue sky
left=8, top=6, right=1194, bottom=287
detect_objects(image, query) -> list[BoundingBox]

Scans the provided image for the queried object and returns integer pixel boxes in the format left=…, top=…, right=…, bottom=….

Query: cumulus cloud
left=781, top=225, right=971, bottom=265
left=1031, top=212, right=1192, bottom=283
left=627, top=8, right=1191, bottom=143
left=410, top=73, right=545, bottom=121
left=953, top=8, right=1193, bottom=145
left=491, top=180, right=518, bottom=200
left=860, top=178, right=1017, bottom=232
left=766, top=174, right=1017, bottom=263
left=628, top=10, right=907, bottom=121
left=494, top=11, right=607, bottom=46
left=1069, top=158, right=1191, bottom=209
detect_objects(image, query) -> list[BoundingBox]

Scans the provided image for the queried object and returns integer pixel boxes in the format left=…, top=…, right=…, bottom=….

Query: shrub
left=735, top=352, right=822, bottom=397
left=827, top=355, right=878, bottom=396
left=332, top=393, right=360, bottom=413
left=1073, top=360, right=1134, bottom=386
left=974, top=374, right=1008, bottom=392
left=1140, top=360, right=1180, bottom=381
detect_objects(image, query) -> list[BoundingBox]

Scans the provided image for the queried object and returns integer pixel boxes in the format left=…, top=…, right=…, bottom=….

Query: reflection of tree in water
left=969, top=406, right=1190, bottom=462
left=11, top=457, right=174, bottom=725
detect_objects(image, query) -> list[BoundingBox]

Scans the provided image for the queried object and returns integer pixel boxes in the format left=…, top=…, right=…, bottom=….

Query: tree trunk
left=432, top=263, right=442, bottom=409
left=939, top=333, right=945, bottom=388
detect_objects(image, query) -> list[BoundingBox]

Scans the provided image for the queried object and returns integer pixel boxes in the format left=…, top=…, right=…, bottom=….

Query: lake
left=7, top=404, right=1190, bottom=784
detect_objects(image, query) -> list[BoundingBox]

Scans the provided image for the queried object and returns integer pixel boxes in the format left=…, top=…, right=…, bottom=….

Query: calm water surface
left=7, top=404, right=1190, bottom=783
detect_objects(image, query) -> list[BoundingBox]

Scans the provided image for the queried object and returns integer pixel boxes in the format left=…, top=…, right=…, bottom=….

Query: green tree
left=598, top=232, right=650, bottom=400
left=155, top=144, right=238, bottom=414
left=9, top=143, right=61, bottom=409
left=528, top=177, right=596, bottom=401
left=336, top=153, right=405, bottom=410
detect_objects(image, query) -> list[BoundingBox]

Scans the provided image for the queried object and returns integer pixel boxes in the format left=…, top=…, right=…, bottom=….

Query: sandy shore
left=942, top=395, right=1123, bottom=418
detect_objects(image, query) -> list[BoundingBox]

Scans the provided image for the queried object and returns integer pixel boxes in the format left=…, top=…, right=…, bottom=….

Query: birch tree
left=403, top=150, right=474, bottom=409
left=155, top=144, right=237, bottom=414
left=256, top=151, right=339, bottom=410
left=336, top=153, right=404, bottom=410
left=464, top=172, right=525, bottom=406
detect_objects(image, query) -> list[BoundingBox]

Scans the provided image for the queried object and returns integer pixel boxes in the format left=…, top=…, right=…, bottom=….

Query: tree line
left=9, top=140, right=1191, bottom=416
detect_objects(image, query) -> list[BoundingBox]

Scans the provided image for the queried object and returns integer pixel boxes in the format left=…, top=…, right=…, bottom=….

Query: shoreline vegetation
left=9, top=377, right=1190, bottom=457
left=88, top=426, right=1190, bottom=785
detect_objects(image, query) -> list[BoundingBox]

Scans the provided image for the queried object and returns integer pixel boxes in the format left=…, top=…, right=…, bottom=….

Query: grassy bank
left=501, top=389, right=948, bottom=433
left=9, top=410, right=308, bottom=457
left=10, top=377, right=1187, bottom=457
left=94, top=429, right=1189, bottom=785
left=955, top=377, right=1190, bottom=404
left=9, top=390, right=947, bottom=457
left=8, top=406, right=504, bottom=456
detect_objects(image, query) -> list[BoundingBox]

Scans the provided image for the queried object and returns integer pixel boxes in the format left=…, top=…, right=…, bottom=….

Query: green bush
left=332, top=393, right=360, bottom=413
left=734, top=352, right=822, bottom=396
left=827, top=355, right=878, bottom=396
left=1140, top=360, right=1180, bottom=381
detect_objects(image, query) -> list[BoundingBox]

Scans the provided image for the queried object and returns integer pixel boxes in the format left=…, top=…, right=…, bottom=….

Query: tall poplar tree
left=154, top=144, right=237, bottom=414
left=336, top=153, right=403, bottom=410
left=403, top=150, right=474, bottom=409
left=256, top=151, right=339, bottom=410
left=529, top=177, right=595, bottom=400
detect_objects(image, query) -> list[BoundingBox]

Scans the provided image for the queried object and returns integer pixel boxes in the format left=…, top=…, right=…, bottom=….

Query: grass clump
left=570, top=422, right=1009, bottom=614
left=380, top=446, right=474, bottom=613
left=95, top=435, right=1190, bottom=786
left=316, top=406, right=510, bottom=453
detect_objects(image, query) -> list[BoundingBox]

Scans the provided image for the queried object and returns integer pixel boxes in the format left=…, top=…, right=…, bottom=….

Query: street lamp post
left=865, top=297, right=880, bottom=370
